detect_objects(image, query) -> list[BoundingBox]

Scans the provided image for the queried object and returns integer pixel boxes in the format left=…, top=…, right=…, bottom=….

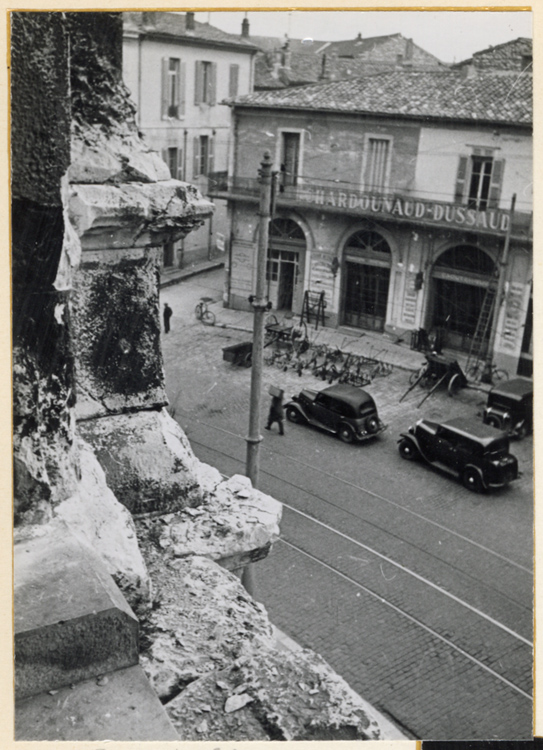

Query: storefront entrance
left=342, top=230, right=391, bottom=332
left=431, top=245, right=496, bottom=353
left=266, top=218, right=305, bottom=311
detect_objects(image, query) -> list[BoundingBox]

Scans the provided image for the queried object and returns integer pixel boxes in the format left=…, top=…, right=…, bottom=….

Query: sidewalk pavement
left=163, top=258, right=481, bottom=377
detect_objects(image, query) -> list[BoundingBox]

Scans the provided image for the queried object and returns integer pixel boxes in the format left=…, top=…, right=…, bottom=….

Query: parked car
left=482, top=378, right=532, bottom=439
left=285, top=384, right=386, bottom=443
left=398, top=417, right=519, bottom=492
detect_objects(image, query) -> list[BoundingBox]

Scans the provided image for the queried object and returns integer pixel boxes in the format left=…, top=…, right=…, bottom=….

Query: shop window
left=195, top=61, right=217, bottom=105
left=193, top=135, right=214, bottom=178
left=454, top=152, right=504, bottom=209
left=161, top=58, right=185, bottom=118
left=363, top=137, right=391, bottom=192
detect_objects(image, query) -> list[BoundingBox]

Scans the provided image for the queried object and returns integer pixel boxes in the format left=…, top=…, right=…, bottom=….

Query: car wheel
left=515, top=422, right=528, bottom=440
left=486, top=414, right=502, bottom=430
left=338, top=425, right=355, bottom=444
left=399, top=439, right=419, bottom=460
left=286, top=406, right=303, bottom=424
left=462, top=466, right=484, bottom=493
left=242, top=351, right=252, bottom=368
left=366, top=416, right=380, bottom=434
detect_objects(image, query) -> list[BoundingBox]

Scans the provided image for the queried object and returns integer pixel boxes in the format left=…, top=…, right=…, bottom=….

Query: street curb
left=160, top=261, right=225, bottom=289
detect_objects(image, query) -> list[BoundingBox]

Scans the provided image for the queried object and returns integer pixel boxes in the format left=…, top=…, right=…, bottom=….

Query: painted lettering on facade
left=500, top=281, right=526, bottom=353
left=298, top=187, right=510, bottom=234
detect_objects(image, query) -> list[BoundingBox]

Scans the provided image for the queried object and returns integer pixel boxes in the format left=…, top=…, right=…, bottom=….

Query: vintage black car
left=483, top=378, right=532, bottom=439
left=398, top=417, right=519, bottom=492
left=285, top=384, right=386, bottom=443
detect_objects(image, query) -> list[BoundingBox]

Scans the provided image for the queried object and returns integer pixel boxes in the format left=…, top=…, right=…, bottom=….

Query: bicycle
left=194, top=297, right=216, bottom=326
left=466, top=361, right=508, bottom=385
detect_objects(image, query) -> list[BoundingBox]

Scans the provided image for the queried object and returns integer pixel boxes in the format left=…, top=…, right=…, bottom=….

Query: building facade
left=123, top=11, right=257, bottom=269
left=211, top=69, right=532, bottom=376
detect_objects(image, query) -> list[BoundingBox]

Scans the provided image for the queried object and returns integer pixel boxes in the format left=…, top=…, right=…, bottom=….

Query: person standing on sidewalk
left=163, top=303, right=172, bottom=333
left=265, top=393, right=285, bottom=435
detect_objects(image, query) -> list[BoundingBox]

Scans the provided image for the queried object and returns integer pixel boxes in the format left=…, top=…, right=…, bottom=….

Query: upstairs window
left=229, top=64, right=240, bottom=97
left=193, top=135, right=214, bottom=178
left=195, top=61, right=217, bottom=105
left=454, top=150, right=504, bottom=210
left=363, top=137, right=392, bottom=192
left=161, top=58, right=185, bottom=119
left=280, top=132, right=301, bottom=189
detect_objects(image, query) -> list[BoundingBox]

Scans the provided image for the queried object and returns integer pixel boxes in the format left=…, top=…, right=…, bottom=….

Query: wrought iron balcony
left=208, top=173, right=532, bottom=241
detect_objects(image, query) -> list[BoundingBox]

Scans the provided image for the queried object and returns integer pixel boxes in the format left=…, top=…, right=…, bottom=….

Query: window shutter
left=161, top=58, right=169, bottom=118
left=454, top=156, right=468, bottom=204
left=193, top=137, right=200, bottom=178
left=194, top=61, right=202, bottom=105
left=209, top=62, right=217, bottom=105
left=229, top=64, right=239, bottom=98
left=208, top=136, right=214, bottom=176
left=178, top=61, right=186, bottom=117
left=488, top=159, right=504, bottom=208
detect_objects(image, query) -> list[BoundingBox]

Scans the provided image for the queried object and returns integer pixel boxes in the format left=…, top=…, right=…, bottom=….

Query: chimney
left=141, top=11, right=156, bottom=28
left=241, top=17, right=249, bottom=37
left=405, top=37, right=414, bottom=60
left=462, top=63, right=477, bottom=79
left=319, top=51, right=338, bottom=81
left=186, top=11, right=195, bottom=31
left=357, top=32, right=362, bottom=41
left=281, top=40, right=291, bottom=70
left=272, top=47, right=282, bottom=78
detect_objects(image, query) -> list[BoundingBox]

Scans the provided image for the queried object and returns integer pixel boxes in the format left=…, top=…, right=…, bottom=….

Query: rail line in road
left=182, top=415, right=531, bottom=576
left=279, top=537, right=531, bottom=701
left=185, top=424, right=532, bottom=691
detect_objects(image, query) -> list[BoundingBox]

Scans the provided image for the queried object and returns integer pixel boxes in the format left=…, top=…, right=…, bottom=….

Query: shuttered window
left=193, top=135, right=214, bottom=178
left=365, top=138, right=391, bottom=191
left=161, top=58, right=185, bottom=119
left=229, top=64, right=239, bottom=97
left=195, top=61, right=217, bottom=105
left=454, top=153, right=505, bottom=209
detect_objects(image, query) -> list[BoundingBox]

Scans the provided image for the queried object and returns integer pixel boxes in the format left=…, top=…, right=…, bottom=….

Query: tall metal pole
left=242, top=151, right=273, bottom=597
left=484, top=193, right=516, bottom=382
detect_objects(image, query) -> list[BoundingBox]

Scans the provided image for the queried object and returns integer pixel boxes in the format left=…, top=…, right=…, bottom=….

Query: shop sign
left=297, top=187, right=510, bottom=234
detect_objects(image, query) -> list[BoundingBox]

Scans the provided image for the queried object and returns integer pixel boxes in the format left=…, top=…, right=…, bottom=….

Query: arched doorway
left=267, top=218, right=306, bottom=311
left=341, top=229, right=392, bottom=332
left=431, top=245, right=496, bottom=352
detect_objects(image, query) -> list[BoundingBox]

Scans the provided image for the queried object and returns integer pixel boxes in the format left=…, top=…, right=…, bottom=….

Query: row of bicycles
left=264, top=339, right=394, bottom=385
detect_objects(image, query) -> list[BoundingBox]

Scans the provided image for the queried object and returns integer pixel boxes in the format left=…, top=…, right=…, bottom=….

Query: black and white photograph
left=10, top=3, right=535, bottom=744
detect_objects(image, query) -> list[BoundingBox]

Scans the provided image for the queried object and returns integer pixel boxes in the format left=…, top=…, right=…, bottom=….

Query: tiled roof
left=123, top=12, right=257, bottom=51
left=454, top=37, right=532, bottom=70
left=233, top=69, right=532, bottom=125
left=318, top=33, right=402, bottom=58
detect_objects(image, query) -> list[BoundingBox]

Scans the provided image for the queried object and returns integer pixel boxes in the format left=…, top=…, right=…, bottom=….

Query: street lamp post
left=242, top=151, right=273, bottom=597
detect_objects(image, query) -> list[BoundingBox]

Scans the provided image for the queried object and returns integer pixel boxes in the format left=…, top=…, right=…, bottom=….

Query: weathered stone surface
left=165, top=646, right=385, bottom=741
left=69, top=180, right=212, bottom=250
left=55, top=437, right=151, bottom=612
left=141, top=557, right=384, bottom=741
left=78, top=409, right=204, bottom=514
left=70, top=125, right=171, bottom=185
left=137, top=555, right=275, bottom=702
left=15, top=519, right=139, bottom=699
left=163, top=474, right=282, bottom=570
left=16, top=665, right=180, bottom=742
left=71, top=247, right=166, bottom=418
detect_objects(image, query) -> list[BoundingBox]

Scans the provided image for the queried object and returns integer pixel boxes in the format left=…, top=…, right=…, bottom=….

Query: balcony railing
left=208, top=173, right=532, bottom=240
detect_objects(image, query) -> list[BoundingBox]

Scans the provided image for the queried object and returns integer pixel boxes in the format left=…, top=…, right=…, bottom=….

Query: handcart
left=222, top=341, right=253, bottom=368
left=400, top=353, right=467, bottom=407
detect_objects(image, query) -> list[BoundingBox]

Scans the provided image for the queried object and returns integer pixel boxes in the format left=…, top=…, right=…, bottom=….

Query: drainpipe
left=484, top=193, right=516, bottom=382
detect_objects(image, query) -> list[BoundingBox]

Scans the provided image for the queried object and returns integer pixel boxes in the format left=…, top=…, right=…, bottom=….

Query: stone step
left=15, top=520, right=139, bottom=699
left=15, top=664, right=179, bottom=741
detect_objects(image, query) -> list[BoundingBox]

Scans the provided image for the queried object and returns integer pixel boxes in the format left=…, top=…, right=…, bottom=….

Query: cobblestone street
left=161, top=268, right=533, bottom=740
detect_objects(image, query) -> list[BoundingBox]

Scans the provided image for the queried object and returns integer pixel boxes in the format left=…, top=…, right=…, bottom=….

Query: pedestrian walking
left=163, top=303, right=172, bottom=333
left=265, top=393, right=285, bottom=435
